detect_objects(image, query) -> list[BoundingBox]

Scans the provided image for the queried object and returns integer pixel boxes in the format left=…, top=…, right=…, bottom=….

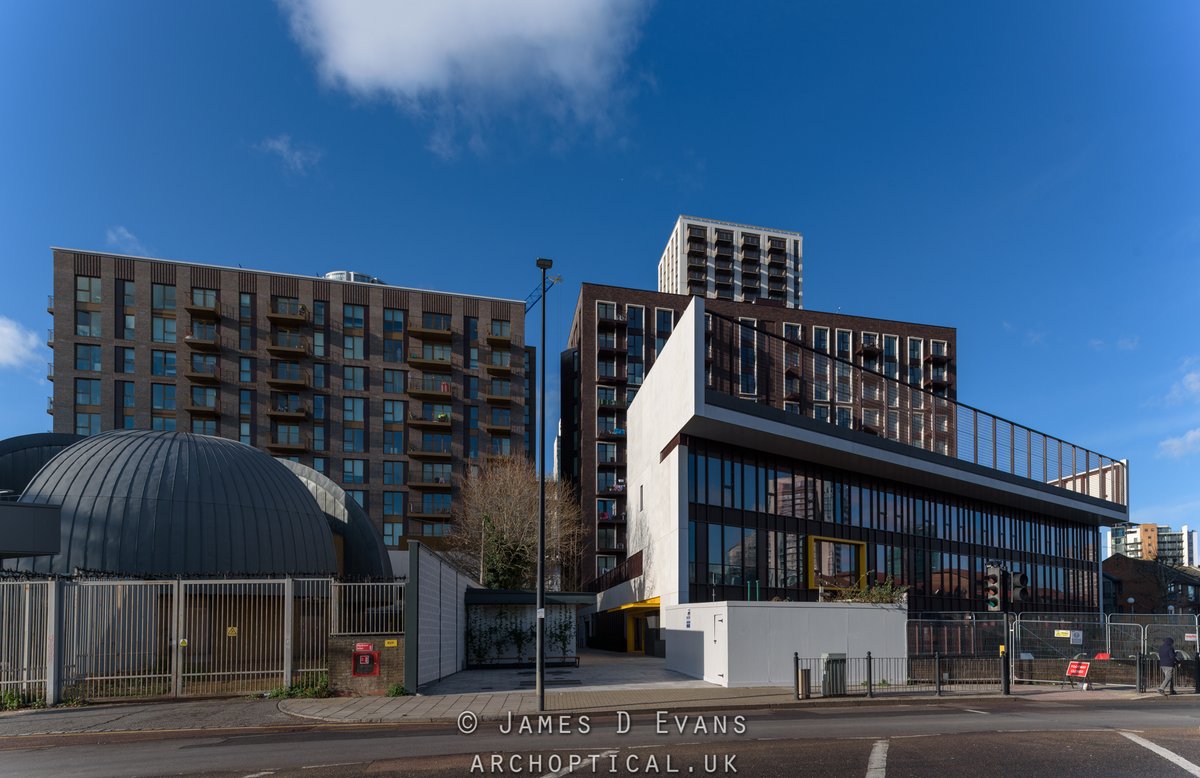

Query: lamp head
left=536, top=257, right=554, bottom=270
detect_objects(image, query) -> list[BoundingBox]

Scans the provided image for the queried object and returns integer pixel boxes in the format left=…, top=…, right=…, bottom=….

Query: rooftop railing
left=704, top=311, right=1127, bottom=507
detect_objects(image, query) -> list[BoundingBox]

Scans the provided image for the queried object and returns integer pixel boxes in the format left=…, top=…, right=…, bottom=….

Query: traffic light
left=985, top=564, right=1003, bottom=612
left=1009, top=570, right=1029, bottom=606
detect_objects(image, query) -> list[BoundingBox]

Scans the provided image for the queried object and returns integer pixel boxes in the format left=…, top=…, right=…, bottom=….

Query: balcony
left=408, top=411, right=451, bottom=429
left=408, top=506, right=453, bottom=520
left=46, top=328, right=54, bottom=348
left=184, top=364, right=224, bottom=384
left=597, top=309, right=626, bottom=326
left=714, top=229, right=734, bottom=245
left=485, top=358, right=513, bottom=375
left=409, top=441, right=453, bottom=459
left=597, top=396, right=626, bottom=410
left=925, top=375, right=951, bottom=391
left=597, top=453, right=625, bottom=467
left=686, top=240, right=707, bottom=256
left=767, top=263, right=786, bottom=277
left=597, top=481, right=627, bottom=496
left=267, top=403, right=308, bottom=419
left=266, top=436, right=309, bottom=454
left=597, top=511, right=627, bottom=523
left=408, top=321, right=453, bottom=341
left=185, top=300, right=221, bottom=319
left=925, top=352, right=952, bottom=364
left=185, top=402, right=221, bottom=417
left=596, top=369, right=627, bottom=385
left=184, top=332, right=220, bottom=352
left=597, top=427, right=627, bottom=441
left=267, top=369, right=309, bottom=388
left=767, top=238, right=787, bottom=254
left=46, top=295, right=54, bottom=314
left=45, top=396, right=53, bottom=415
left=46, top=362, right=54, bottom=382
left=715, top=243, right=733, bottom=258
left=484, top=392, right=512, bottom=405
left=484, top=421, right=512, bottom=434
left=485, top=326, right=512, bottom=346
left=596, top=338, right=624, bottom=354
left=687, top=256, right=707, bottom=271
left=267, top=300, right=308, bottom=325
left=741, top=234, right=760, bottom=248
left=410, top=377, right=454, bottom=399
left=686, top=226, right=707, bottom=240
left=267, top=333, right=309, bottom=356
left=687, top=282, right=707, bottom=297
left=408, top=478, right=453, bottom=491
left=408, top=352, right=453, bottom=370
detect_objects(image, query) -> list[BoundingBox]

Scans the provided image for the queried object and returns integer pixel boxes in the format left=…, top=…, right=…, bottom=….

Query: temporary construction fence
left=0, top=577, right=405, bottom=704
left=907, top=612, right=1010, bottom=657
left=792, top=653, right=1004, bottom=698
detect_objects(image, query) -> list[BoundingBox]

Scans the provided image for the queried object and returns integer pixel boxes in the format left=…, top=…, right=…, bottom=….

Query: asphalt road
left=4, top=697, right=1200, bottom=777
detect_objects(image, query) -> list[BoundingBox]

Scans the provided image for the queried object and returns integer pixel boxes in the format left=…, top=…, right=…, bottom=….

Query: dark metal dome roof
left=5, top=430, right=337, bottom=577
left=0, top=432, right=82, bottom=496
left=276, top=459, right=393, bottom=579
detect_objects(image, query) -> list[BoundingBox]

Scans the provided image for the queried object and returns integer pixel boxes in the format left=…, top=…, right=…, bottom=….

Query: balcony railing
left=705, top=311, right=1128, bottom=507
left=585, top=550, right=643, bottom=593
left=47, top=295, right=54, bottom=314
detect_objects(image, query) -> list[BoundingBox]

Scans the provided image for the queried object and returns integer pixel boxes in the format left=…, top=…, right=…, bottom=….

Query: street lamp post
left=535, top=257, right=553, bottom=713
left=1127, top=596, right=1136, bottom=614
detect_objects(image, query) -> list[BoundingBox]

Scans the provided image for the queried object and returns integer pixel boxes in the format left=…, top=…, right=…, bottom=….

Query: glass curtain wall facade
left=685, top=438, right=1100, bottom=612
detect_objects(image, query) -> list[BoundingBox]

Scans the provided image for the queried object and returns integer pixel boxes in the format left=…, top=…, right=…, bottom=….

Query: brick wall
left=328, top=634, right=405, bottom=695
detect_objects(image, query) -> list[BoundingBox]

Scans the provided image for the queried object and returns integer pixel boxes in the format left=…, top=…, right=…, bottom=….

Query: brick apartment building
left=560, top=283, right=957, bottom=580
left=49, top=248, right=534, bottom=558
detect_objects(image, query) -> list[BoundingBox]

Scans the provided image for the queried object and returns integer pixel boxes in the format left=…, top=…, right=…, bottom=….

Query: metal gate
left=176, top=580, right=288, bottom=697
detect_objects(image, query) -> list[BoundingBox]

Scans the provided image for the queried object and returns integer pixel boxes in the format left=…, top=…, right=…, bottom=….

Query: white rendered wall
left=662, top=601, right=908, bottom=687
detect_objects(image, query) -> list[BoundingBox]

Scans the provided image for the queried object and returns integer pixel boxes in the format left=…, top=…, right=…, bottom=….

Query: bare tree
left=447, top=456, right=584, bottom=590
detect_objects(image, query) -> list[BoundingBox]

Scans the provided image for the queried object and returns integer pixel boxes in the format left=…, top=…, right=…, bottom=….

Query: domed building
left=0, top=432, right=81, bottom=496
left=4, top=430, right=339, bottom=577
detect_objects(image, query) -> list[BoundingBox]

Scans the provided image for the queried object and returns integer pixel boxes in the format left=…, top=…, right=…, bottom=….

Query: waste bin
left=821, top=652, right=847, bottom=696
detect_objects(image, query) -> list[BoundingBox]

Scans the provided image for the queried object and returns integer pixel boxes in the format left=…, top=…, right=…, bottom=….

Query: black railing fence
left=705, top=312, right=1126, bottom=506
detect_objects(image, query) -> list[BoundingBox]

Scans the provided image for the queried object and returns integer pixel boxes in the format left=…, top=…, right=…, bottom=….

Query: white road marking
left=1120, top=731, right=1200, bottom=776
left=866, top=739, right=889, bottom=778
left=242, top=773, right=275, bottom=778
left=301, top=763, right=365, bottom=770
left=540, top=749, right=619, bottom=778
left=963, top=709, right=989, bottom=715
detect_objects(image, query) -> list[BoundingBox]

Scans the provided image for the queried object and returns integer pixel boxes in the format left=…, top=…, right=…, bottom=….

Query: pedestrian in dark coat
left=1157, top=637, right=1177, bottom=695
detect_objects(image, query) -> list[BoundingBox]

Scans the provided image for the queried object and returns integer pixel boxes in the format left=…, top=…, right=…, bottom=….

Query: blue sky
left=1, top=1, right=1198, bottom=530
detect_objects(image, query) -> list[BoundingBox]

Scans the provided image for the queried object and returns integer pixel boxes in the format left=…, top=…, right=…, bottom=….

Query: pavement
left=0, top=649, right=1194, bottom=738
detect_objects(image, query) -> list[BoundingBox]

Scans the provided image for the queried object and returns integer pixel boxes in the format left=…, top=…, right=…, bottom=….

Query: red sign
left=1066, top=661, right=1090, bottom=678
left=355, top=642, right=374, bottom=652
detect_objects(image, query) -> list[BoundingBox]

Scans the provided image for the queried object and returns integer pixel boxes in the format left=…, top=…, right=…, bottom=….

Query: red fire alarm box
left=352, top=650, right=380, bottom=676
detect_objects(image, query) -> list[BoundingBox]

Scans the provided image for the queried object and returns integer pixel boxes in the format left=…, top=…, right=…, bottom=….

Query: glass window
left=343, top=304, right=365, bottom=329
left=343, top=366, right=365, bottom=391
left=151, top=350, right=176, bottom=377
left=75, top=344, right=102, bottom=372
left=383, top=521, right=404, bottom=546
left=627, top=305, right=644, bottom=330
left=346, top=490, right=365, bottom=508
left=151, top=415, right=176, bottom=431
left=489, top=319, right=511, bottom=337
left=239, top=421, right=253, bottom=445
left=239, top=389, right=253, bottom=416
left=75, top=412, right=101, bottom=436
left=313, top=395, right=327, bottom=420
left=343, top=334, right=364, bottom=360
left=490, top=407, right=511, bottom=426
left=383, top=461, right=405, bottom=485
left=383, top=400, right=405, bottom=423
left=191, top=288, right=216, bottom=307
left=191, top=417, right=216, bottom=435
left=313, top=331, right=326, bottom=358
left=384, top=369, right=405, bottom=394
left=383, top=339, right=403, bottom=363
left=342, top=459, right=365, bottom=484
left=116, top=380, right=135, bottom=408
left=422, top=311, right=450, bottom=330
left=239, top=357, right=253, bottom=382
left=74, top=378, right=100, bottom=406
left=313, top=425, right=327, bottom=451
left=384, top=308, right=405, bottom=335
left=343, top=397, right=365, bottom=421
left=190, top=386, right=217, bottom=408
left=152, top=284, right=176, bottom=311
left=383, top=429, right=403, bottom=454
left=116, top=346, right=135, bottom=374
left=313, top=457, right=327, bottom=474
left=343, top=427, right=365, bottom=452
left=313, top=301, right=326, bottom=327
left=239, top=293, right=253, bottom=320
left=75, top=310, right=101, bottom=337
left=120, top=312, right=135, bottom=340
left=152, top=316, right=176, bottom=343
left=75, top=276, right=101, bottom=303
left=152, top=383, right=176, bottom=410
left=384, top=492, right=405, bottom=517
left=313, top=363, right=327, bottom=389
left=654, top=309, right=674, bottom=354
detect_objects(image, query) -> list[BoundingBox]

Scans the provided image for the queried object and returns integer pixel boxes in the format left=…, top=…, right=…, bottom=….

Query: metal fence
left=907, top=612, right=1010, bottom=657
left=793, top=653, right=1003, bottom=698
left=705, top=312, right=1127, bottom=506
left=0, top=577, right=403, bottom=703
left=0, top=581, right=49, bottom=703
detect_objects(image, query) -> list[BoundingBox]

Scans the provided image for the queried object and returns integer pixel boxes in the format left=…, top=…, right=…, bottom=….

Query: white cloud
left=1088, top=338, right=1105, bottom=351
left=106, top=225, right=148, bottom=255
left=278, top=0, right=649, bottom=156
left=1167, top=370, right=1200, bottom=404
left=1116, top=336, right=1139, bottom=351
left=256, top=134, right=323, bottom=174
left=1159, top=427, right=1200, bottom=458
left=0, top=317, right=44, bottom=370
